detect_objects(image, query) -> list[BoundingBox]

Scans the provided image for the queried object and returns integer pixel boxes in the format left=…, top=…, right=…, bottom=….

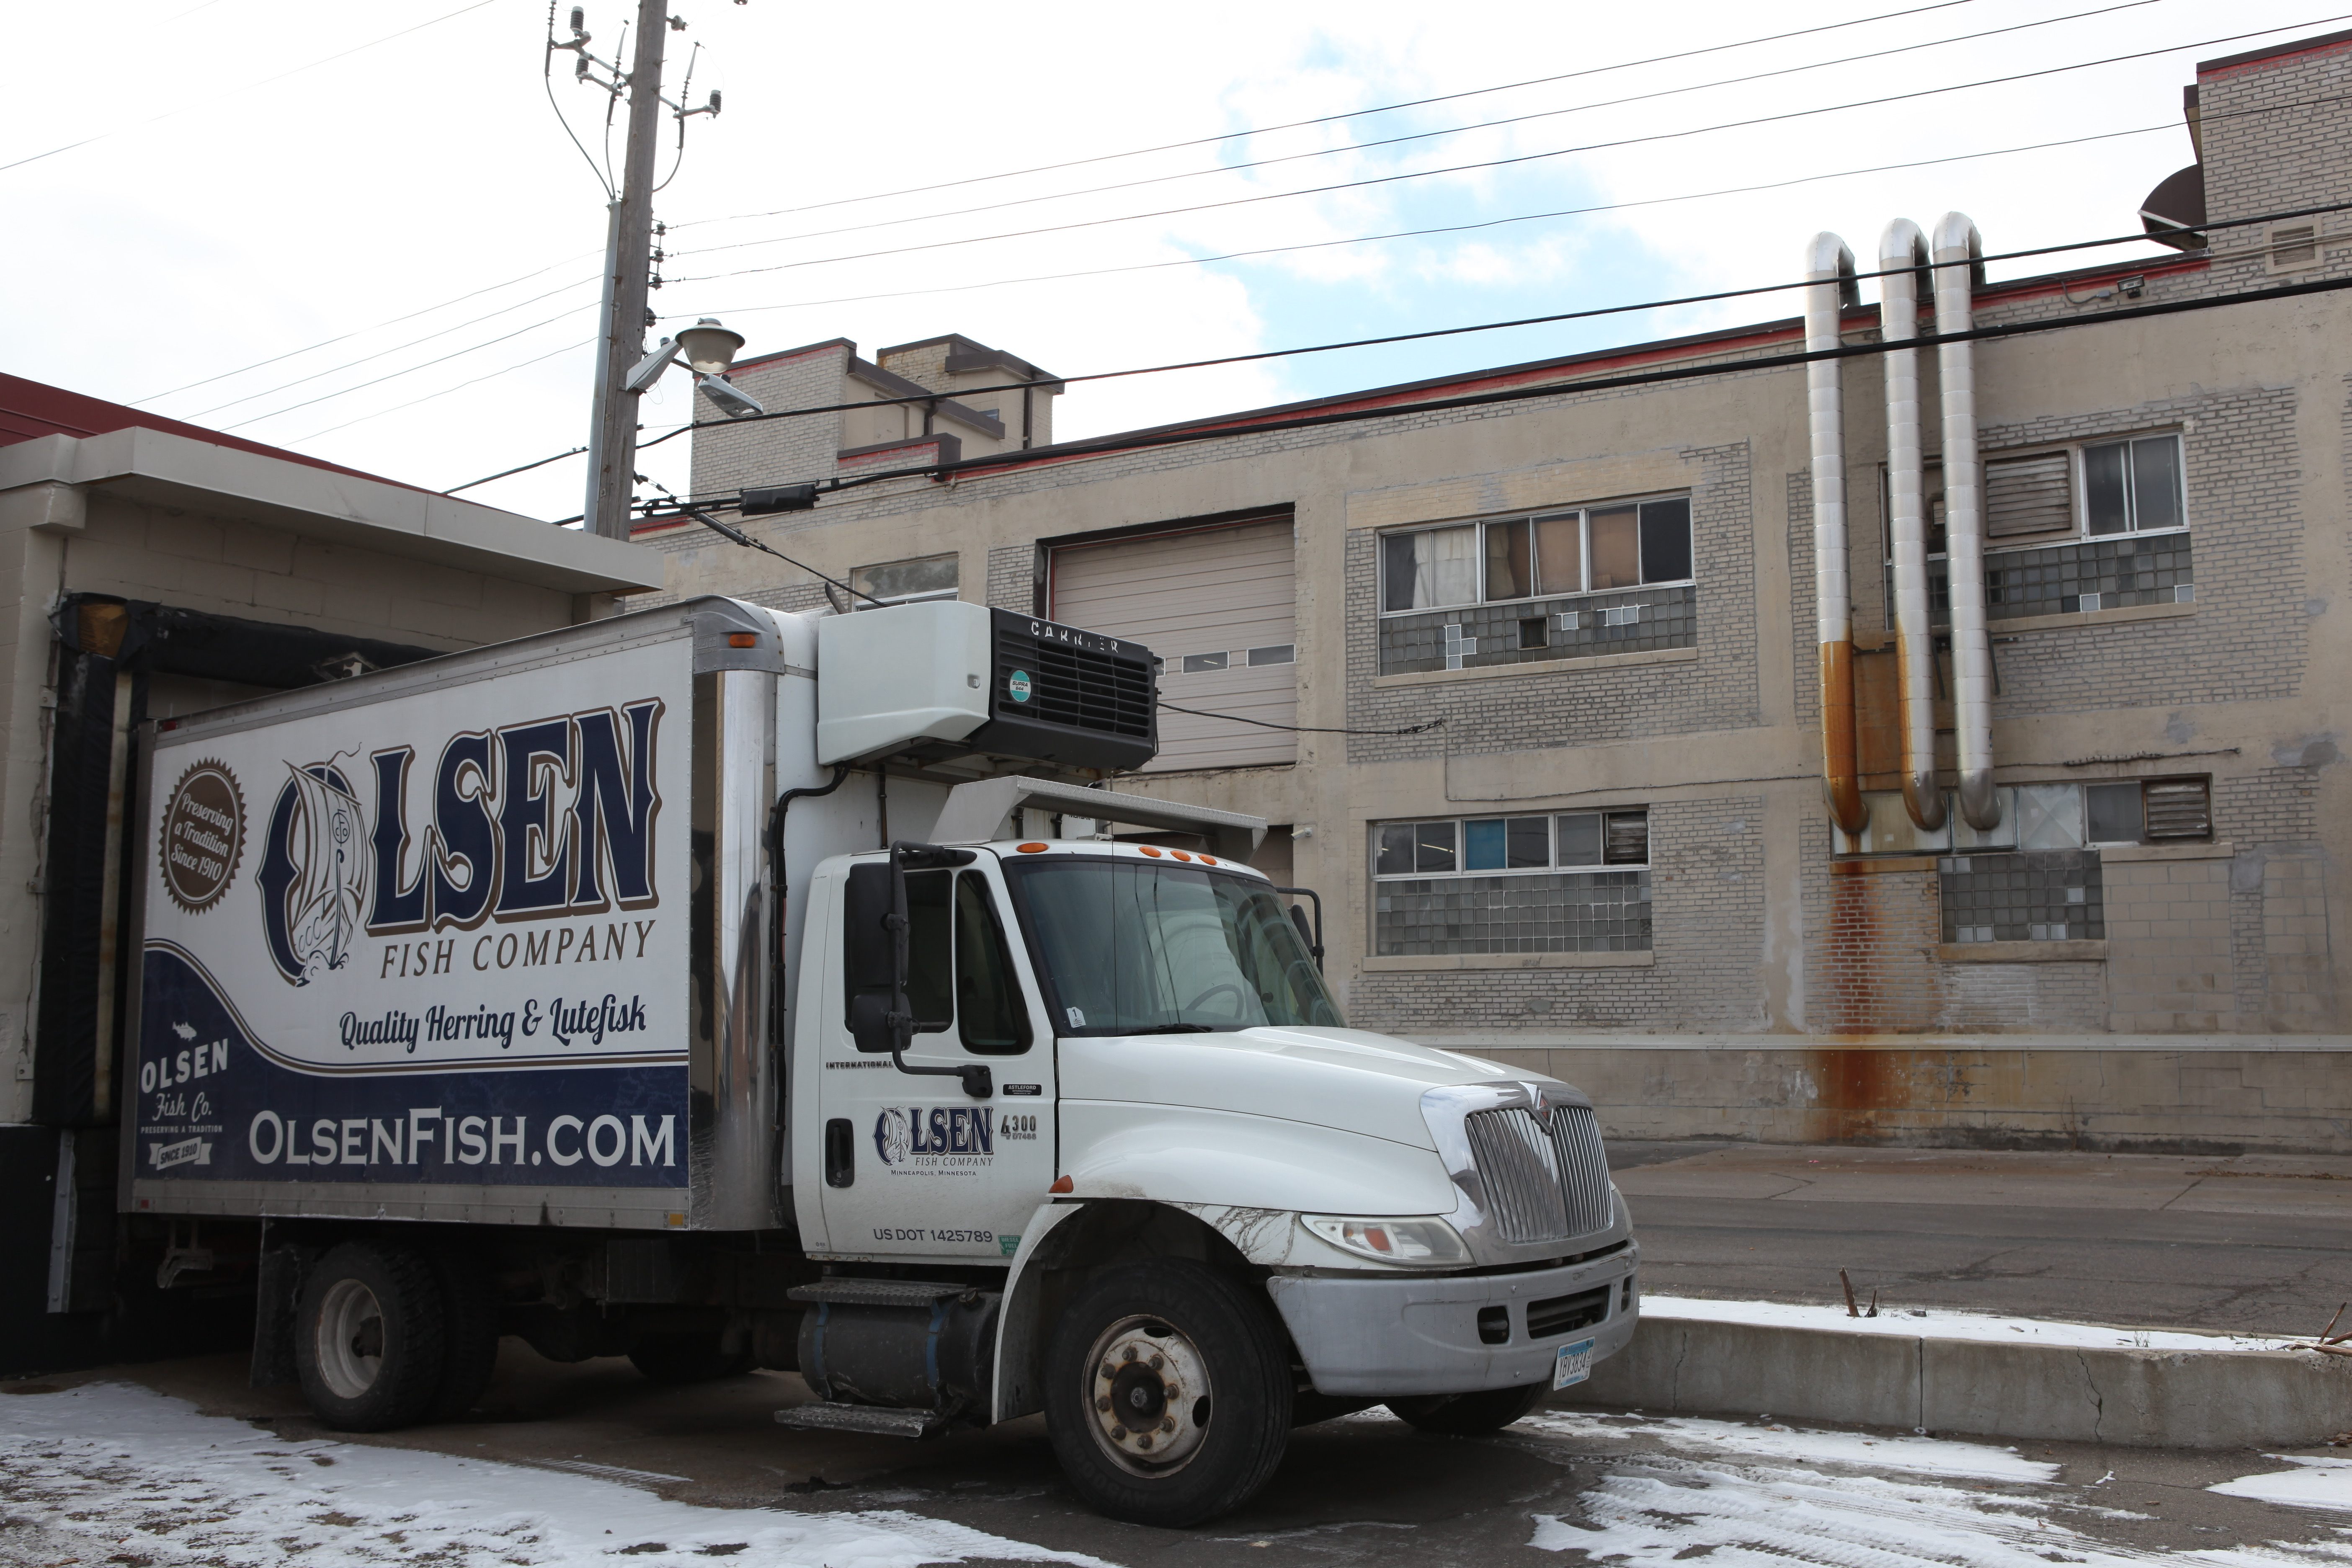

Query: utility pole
left=582, top=0, right=671, bottom=540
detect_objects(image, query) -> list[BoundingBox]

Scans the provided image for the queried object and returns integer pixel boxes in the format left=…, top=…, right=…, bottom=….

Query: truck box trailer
left=125, top=594, right=1639, bottom=1524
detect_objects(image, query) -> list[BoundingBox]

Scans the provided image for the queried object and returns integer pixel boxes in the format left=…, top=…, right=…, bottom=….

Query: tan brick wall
left=2104, top=855, right=2236, bottom=1031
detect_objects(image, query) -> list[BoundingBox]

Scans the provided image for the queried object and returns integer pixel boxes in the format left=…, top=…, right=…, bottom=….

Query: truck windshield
left=1003, top=856, right=1343, bottom=1034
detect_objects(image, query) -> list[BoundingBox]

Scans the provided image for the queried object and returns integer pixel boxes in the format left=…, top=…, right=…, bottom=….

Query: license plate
left=1553, top=1337, right=1596, bottom=1390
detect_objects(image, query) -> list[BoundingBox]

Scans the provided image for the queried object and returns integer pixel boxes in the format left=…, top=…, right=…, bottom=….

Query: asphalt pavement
left=1609, top=1141, right=2352, bottom=1336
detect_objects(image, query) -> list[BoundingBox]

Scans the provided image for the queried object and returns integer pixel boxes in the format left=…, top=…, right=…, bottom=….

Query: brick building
left=652, top=32, right=2352, bottom=1150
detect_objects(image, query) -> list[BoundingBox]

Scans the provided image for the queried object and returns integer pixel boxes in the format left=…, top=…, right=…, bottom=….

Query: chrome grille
left=1462, top=1104, right=1614, bottom=1245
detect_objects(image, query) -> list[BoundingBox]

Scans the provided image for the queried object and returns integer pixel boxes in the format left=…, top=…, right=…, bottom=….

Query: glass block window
left=1939, top=850, right=2104, bottom=944
left=1886, top=433, right=2190, bottom=628
left=1374, top=872, right=1651, bottom=956
left=1372, top=811, right=1652, bottom=953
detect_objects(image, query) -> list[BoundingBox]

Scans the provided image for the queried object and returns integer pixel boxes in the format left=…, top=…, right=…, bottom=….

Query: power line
left=220, top=304, right=596, bottom=432
left=182, top=273, right=604, bottom=420
left=668, top=15, right=2351, bottom=289
left=0, top=0, right=501, bottom=176
left=128, top=1, right=1979, bottom=418
left=647, top=193, right=2349, bottom=450
left=673, top=0, right=2160, bottom=266
left=481, top=187, right=2352, bottom=489
left=1158, top=700, right=1443, bottom=738
left=675, top=507, right=890, bottom=606
left=256, top=101, right=2194, bottom=452
left=633, top=271, right=2352, bottom=515
left=665, top=0, right=1980, bottom=235
left=446, top=446, right=589, bottom=496
left=284, top=337, right=595, bottom=446
left=656, top=113, right=2208, bottom=330
left=131, top=253, right=603, bottom=405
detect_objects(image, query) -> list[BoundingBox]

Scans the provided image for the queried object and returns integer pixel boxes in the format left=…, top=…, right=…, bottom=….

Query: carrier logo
left=874, top=1106, right=995, bottom=1166
left=159, top=760, right=245, bottom=914
left=253, top=699, right=663, bottom=986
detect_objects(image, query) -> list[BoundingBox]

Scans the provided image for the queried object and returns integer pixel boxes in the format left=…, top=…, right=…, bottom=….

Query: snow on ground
left=0, top=1381, right=1115, bottom=1568
left=1520, top=1408, right=2059, bottom=1481
left=1511, top=1412, right=2352, bottom=1567
left=1642, top=1293, right=2292, bottom=1352
left=2213, top=1458, right=2352, bottom=1514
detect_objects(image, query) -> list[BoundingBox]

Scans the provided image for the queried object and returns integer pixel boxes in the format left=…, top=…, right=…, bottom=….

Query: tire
left=1044, top=1260, right=1293, bottom=1528
left=295, top=1240, right=447, bottom=1432
left=627, top=1331, right=755, bottom=1385
left=1386, top=1383, right=1549, bottom=1435
left=426, top=1249, right=501, bottom=1421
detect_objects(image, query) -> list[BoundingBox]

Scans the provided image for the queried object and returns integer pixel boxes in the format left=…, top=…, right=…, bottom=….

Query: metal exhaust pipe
left=1805, top=233, right=1868, bottom=838
left=1931, top=212, right=1999, bottom=831
left=1879, top=219, right=1945, bottom=832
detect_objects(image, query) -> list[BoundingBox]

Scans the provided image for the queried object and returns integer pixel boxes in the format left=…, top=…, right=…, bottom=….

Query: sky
left=3, top=0, right=2337, bottom=522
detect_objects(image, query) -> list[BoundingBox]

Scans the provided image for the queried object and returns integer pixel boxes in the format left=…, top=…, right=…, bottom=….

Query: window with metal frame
left=850, top=553, right=960, bottom=606
left=1380, top=497, right=1693, bottom=614
left=1373, top=810, right=1649, bottom=878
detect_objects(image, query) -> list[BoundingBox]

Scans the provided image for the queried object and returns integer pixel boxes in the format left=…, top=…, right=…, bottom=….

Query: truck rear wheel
left=296, top=1241, right=447, bottom=1431
left=1044, top=1260, right=1292, bottom=1528
left=1386, top=1383, right=1548, bottom=1435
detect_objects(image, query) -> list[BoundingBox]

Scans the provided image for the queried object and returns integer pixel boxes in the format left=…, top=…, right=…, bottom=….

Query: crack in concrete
left=2073, top=1350, right=2106, bottom=1445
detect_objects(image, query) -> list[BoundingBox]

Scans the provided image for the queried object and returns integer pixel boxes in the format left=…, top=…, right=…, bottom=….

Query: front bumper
left=1266, top=1242, right=1640, bottom=1397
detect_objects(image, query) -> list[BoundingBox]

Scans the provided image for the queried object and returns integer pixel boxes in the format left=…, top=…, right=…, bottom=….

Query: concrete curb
left=1561, top=1313, right=2352, bottom=1447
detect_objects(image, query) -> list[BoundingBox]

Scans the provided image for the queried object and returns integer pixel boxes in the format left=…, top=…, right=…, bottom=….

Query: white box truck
left=124, top=595, right=1639, bottom=1525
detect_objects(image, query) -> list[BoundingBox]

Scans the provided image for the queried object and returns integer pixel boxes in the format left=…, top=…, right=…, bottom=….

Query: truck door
left=818, top=856, right=1052, bottom=1263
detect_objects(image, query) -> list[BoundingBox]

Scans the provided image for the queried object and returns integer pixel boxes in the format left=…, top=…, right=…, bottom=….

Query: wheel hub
left=1083, top=1315, right=1212, bottom=1475
left=315, top=1277, right=387, bottom=1401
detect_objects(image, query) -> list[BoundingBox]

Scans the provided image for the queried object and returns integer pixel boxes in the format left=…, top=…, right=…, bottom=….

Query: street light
left=623, top=317, right=766, bottom=417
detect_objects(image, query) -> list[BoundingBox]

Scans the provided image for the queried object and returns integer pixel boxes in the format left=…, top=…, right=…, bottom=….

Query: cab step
left=774, top=1403, right=948, bottom=1440
left=787, top=1279, right=979, bottom=1308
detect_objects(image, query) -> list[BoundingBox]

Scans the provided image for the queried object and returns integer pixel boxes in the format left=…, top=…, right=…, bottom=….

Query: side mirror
left=1271, top=885, right=1326, bottom=972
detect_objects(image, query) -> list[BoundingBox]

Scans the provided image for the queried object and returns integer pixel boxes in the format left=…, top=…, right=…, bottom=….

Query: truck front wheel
left=1386, top=1383, right=1548, bottom=1435
left=1043, top=1260, right=1292, bottom=1527
left=295, top=1241, right=447, bottom=1431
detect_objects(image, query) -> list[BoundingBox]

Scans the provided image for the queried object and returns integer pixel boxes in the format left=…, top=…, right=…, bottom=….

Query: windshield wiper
left=1124, top=1023, right=1218, bottom=1034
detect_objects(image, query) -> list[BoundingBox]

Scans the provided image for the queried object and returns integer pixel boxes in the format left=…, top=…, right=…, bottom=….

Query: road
left=5, top=1353, right=2352, bottom=1567
left=1611, top=1142, right=2352, bottom=1336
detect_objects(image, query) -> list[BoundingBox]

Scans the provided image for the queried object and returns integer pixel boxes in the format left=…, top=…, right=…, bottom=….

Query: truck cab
left=785, top=824, right=1640, bottom=1524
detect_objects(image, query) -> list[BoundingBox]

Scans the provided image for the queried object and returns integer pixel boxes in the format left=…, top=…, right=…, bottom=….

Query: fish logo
left=873, top=1107, right=913, bottom=1166
left=257, top=763, right=371, bottom=986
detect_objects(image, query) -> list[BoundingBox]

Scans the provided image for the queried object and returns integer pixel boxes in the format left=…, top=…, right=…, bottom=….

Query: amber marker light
left=1049, top=1175, right=1074, bottom=1194
left=1016, top=842, right=1049, bottom=853
left=1199, top=855, right=1217, bottom=866
left=726, top=632, right=758, bottom=648
left=1139, top=846, right=1163, bottom=857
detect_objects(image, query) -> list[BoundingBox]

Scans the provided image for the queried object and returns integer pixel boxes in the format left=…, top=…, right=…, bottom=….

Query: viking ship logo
left=257, top=762, right=372, bottom=986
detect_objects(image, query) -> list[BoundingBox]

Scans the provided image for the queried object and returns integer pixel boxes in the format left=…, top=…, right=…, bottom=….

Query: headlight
left=1300, top=1214, right=1469, bottom=1266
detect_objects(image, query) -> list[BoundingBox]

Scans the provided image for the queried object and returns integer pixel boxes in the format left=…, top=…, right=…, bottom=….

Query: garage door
left=1050, top=516, right=1296, bottom=771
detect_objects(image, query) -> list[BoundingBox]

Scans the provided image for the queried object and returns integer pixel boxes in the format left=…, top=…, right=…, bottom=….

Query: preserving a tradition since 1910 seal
left=159, top=759, right=244, bottom=913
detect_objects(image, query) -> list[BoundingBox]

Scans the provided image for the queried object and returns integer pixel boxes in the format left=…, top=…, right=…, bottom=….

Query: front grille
left=1527, top=1286, right=1610, bottom=1339
left=1462, top=1104, right=1614, bottom=1245
left=994, top=624, right=1154, bottom=738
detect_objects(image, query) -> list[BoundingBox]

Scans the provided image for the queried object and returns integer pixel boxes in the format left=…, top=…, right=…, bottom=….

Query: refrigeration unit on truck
left=124, top=594, right=1640, bottom=1525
